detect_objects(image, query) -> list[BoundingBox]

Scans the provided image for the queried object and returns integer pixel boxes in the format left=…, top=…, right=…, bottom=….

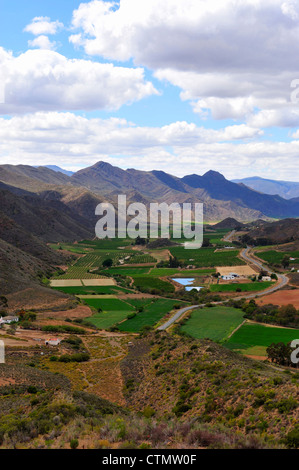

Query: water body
left=172, top=278, right=203, bottom=292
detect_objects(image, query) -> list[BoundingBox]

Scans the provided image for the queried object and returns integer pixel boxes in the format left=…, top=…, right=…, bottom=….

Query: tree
left=135, top=235, right=147, bottom=246
left=266, top=342, right=293, bottom=366
left=202, top=238, right=211, bottom=247
left=282, top=256, right=290, bottom=269
left=169, top=255, right=180, bottom=268
left=102, top=258, right=113, bottom=268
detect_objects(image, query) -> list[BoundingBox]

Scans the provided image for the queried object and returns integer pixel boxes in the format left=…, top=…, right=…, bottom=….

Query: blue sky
left=0, top=0, right=299, bottom=180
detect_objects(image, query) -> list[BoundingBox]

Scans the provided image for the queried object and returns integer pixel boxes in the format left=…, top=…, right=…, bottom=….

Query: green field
left=78, top=239, right=133, bottom=249
left=52, top=247, right=156, bottom=281
left=180, top=306, right=245, bottom=342
left=133, top=276, right=175, bottom=293
left=84, top=298, right=133, bottom=311
left=52, top=285, right=132, bottom=295
left=225, top=323, right=299, bottom=356
left=84, top=296, right=185, bottom=331
left=49, top=243, right=91, bottom=254
left=118, top=299, right=185, bottom=332
left=169, top=247, right=244, bottom=267
left=52, top=267, right=105, bottom=280
left=85, top=298, right=135, bottom=329
left=210, top=281, right=274, bottom=293
left=148, top=268, right=216, bottom=277
left=257, top=250, right=299, bottom=265
left=104, top=267, right=152, bottom=276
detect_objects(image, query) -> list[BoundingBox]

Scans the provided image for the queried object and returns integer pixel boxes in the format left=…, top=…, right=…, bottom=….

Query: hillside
left=212, top=218, right=245, bottom=230
left=0, top=330, right=297, bottom=449
left=244, top=218, right=299, bottom=245
left=121, top=331, right=298, bottom=446
left=0, top=188, right=94, bottom=243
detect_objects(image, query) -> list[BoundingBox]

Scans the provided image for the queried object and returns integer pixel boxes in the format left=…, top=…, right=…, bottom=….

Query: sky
left=0, top=0, right=299, bottom=181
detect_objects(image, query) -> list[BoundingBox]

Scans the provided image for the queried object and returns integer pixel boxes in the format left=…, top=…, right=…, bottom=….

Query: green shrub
left=70, top=438, right=79, bottom=449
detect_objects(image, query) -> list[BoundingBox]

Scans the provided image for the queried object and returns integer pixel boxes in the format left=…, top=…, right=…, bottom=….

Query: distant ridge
left=40, top=165, right=74, bottom=177
left=232, top=176, right=299, bottom=200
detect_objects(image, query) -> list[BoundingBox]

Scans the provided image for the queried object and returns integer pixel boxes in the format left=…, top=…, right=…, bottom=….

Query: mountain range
left=232, top=176, right=299, bottom=200
left=1, top=162, right=299, bottom=224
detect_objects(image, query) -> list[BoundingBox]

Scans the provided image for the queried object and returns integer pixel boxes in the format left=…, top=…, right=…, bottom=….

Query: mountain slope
left=0, top=188, right=94, bottom=243
left=244, top=218, right=299, bottom=244
left=182, top=171, right=299, bottom=218
left=232, top=176, right=299, bottom=200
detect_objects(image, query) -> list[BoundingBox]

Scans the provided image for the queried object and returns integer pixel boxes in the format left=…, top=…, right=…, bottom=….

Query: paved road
left=157, top=245, right=289, bottom=331
left=158, top=305, right=200, bottom=331
left=223, top=230, right=236, bottom=243
left=239, top=247, right=289, bottom=298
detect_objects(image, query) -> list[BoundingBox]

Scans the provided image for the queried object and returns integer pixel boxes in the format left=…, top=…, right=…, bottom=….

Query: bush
left=58, top=353, right=90, bottom=363
left=70, top=438, right=79, bottom=449
left=285, top=427, right=299, bottom=448
left=143, top=406, right=156, bottom=418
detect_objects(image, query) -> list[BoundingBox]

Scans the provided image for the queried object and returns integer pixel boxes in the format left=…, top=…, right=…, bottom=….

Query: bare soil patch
left=257, top=289, right=299, bottom=308
left=118, top=293, right=158, bottom=300
left=82, top=279, right=116, bottom=286
left=37, top=304, right=93, bottom=320
left=50, top=280, right=83, bottom=287
left=6, top=286, right=73, bottom=312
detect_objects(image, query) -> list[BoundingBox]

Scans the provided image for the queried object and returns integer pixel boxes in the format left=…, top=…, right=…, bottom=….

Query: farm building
left=222, top=273, right=240, bottom=281
left=262, top=276, right=272, bottom=282
left=45, top=338, right=61, bottom=346
left=0, top=316, right=19, bottom=325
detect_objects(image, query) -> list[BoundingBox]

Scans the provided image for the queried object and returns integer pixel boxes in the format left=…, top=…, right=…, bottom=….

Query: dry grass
left=217, top=265, right=257, bottom=276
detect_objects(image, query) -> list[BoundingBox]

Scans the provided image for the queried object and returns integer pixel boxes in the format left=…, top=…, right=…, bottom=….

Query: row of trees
left=242, top=299, right=299, bottom=328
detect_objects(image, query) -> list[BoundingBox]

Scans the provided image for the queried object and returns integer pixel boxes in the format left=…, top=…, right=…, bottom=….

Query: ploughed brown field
left=257, top=289, right=299, bottom=308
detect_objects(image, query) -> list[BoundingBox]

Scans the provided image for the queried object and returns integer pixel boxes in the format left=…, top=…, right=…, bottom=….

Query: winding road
left=158, top=237, right=289, bottom=331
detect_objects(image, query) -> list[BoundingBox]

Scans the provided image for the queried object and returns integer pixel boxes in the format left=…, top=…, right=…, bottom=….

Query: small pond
left=172, top=278, right=203, bottom=292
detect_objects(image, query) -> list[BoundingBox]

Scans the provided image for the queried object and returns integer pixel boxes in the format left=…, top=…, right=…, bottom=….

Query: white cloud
left=28, top=35, right=57, bottom=51
left=0, top=47, right=158, bottom=114
left=69, top=0, right=299, bottom=124
left=2, top=111, right=298, bottom=181
left=24, top=16, right=64, bottom=36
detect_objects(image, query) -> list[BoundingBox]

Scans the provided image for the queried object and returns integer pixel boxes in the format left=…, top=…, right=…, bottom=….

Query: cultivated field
left=52, top=285, right=132, bottom=295
left=169, top=247, right=245, bottom=267
left=50, top=278, right=116, bottom=287
left=180, top=306, right=245, bottom=342
left=117, top=299, right=185, bottom=332
left=257, top=289, right=299, bottom=309
left=85, top=298, right=135, bottom=329
left=257, top=250, right=299, bottom=265
left=133, top=276, right=175, bottom=293
left=225, top=322, right=299, bottom=357
left=210, top=281, right=274, bottom=293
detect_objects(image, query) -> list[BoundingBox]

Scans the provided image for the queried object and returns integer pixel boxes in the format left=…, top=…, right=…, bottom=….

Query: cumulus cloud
left=69, top=0, right=299, bottom=124
left=24, top=16, right=64, bottom=36
left=2, top=111, right=298, bottom=181
left=28, top=35, right=57, bottom=51
left=0, top=47, right=158, bottom=114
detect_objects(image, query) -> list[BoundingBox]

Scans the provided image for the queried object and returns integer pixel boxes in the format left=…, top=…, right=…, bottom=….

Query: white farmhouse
left=262, top=276, right=272, bottom=282
left=45, top=338, right=61, bottom=346
left=0, top=316, right=19, bottom=325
